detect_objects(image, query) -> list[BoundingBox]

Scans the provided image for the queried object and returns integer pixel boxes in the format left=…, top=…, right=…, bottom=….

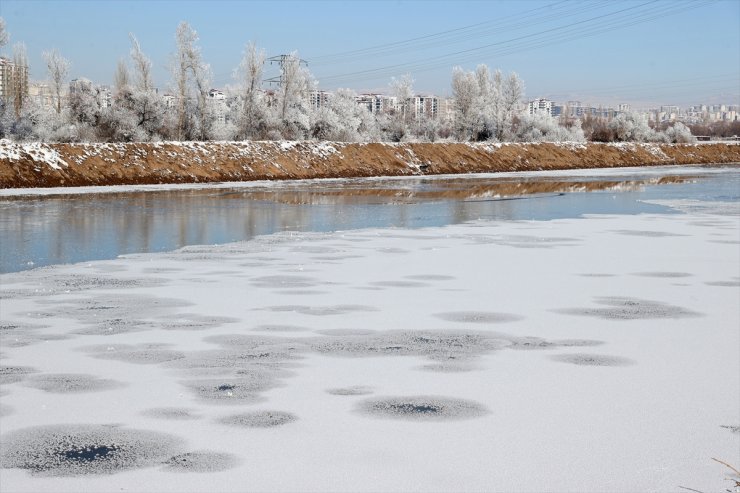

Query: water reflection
left=0, top=170, right=736, bottom=273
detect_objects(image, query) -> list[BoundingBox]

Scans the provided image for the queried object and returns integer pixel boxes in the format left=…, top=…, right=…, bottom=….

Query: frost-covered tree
left=273, top=52, right=314, bottom=140
left=608, top=112, right=657, bottom=142
left=450, top=65, right=524, bottom=142
left=513, top=112, right=585, bottom=142
left=171, top=22, right=212, bottom=140
left=128, top=34, right=164, bottom=139
left=43, top=49, right=70, bottom=115
left=663, top=122, right=695, bottom=143
left=68, top=81, right=100, bottom=128
left=390, top=73, right=414, bottom=123
left=499, top=72, right=524, bottom=140
left=173, top=22, right=195, bottom=140
left=451, top=66, right=479, bottom=141
left=308, top=88, right=375, bottom=142
left=234, top=42, right=266, bottom=140
left=114, top=58, right=130, bottom=98
left=0, top=17, right=8, bottom=49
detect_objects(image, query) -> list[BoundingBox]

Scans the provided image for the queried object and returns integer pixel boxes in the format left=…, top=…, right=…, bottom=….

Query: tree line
left=0, top=20, right=694, bottom=144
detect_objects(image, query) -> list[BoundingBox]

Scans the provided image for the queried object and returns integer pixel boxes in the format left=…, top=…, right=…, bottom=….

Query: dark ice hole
left=217, top=384, right=235, bottom=391
left=62, top=444, right=118, bottom=462
left=391, top=403, right=441, bottom=414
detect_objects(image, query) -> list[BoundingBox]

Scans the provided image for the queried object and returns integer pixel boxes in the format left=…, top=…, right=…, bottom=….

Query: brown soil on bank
left=0, top=141, right=738, bottom=189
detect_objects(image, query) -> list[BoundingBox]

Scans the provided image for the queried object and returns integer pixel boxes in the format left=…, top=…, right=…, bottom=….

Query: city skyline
left=1, top=0, right=738, bottom=108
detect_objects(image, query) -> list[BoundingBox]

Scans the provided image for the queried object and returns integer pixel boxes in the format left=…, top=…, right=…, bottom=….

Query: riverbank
left=0, top=140, right=738, bottom=188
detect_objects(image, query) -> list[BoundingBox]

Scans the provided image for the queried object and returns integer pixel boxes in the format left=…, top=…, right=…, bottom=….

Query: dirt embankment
left=0, top=140, right=738, bottom=189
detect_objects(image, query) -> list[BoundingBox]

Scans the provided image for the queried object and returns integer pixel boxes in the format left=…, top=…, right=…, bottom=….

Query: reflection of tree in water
left=0, top=174, right=701, bottom=273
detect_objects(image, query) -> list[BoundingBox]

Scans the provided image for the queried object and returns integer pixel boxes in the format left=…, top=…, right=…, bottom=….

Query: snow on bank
left=0, top=201, right=738, bottom=491
left=0, top=140, right=68, bottom=170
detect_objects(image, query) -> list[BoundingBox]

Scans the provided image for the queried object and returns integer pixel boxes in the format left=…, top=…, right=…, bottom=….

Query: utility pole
left=265, top=54, right=308, bottom=87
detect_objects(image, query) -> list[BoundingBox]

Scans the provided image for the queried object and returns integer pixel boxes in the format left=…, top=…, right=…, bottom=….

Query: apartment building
left=527, top=98, right=553, bottom=116
left=408, top=95, right=439, bottom=119
left=0, top=56, right=29, bottom=101
left=355, top=93, right=398, bottom=114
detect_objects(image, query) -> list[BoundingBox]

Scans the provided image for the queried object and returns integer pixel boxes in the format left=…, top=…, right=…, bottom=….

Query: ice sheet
left=0, top=199, right=738, bottom=492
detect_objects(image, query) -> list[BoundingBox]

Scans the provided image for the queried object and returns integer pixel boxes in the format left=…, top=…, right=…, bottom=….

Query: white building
left=527, top=98, right=553, bottom=116
left=355, top=93, right=397, bottom=114
left=408, top=95, right=439, bottom=119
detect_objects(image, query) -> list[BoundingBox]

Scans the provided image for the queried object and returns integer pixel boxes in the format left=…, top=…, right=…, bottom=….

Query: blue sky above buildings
left=1, top=0, right=738, bottom=108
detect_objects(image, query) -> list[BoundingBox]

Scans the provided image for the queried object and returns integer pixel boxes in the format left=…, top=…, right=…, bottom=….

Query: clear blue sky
left=1, top=0, right=738, bottom=108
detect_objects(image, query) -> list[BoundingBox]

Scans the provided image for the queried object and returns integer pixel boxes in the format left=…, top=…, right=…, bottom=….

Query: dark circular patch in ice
left=277, top=290, right=329, bottom=296
left=549, top=353, right=635, bottom=367
left=183, top=377, right=276, bottom=404
left=259, top=304, right=379, bottom=316
left=141, top=408, right=202, bottom=421
left=0, top=424, right=184, bottom=476
left=356, top=396, right=488, bottom=421
left=611, top=229, right=688, bottom=237
left=81, top=344, right=186, bottom=365
left=404, top=275, right=455, bottom=281
left=434, top=311, right=524, bottom=324
left=0, top=323, right=71, bottom=347
left=23, top=374, right=126, bottom=394
left=155, top=314, right=240, bottom=331
left=161, top=451, right=240, bottom=473
left=311, top=330, right=510, bottom=364
left=631, top=272, right=693, bottom=278
left=250, top=275, right=319, bottom=289
left=705, top=280, right=740, bottom=287
left=252, top=324, right=309, bottom=333
left=418, top=362, right=478, bottom=373
left=370, top=281, right=429, bottom=288
left=0, top=366, right=37, bottom=385
left=326, top=386, right=374, bottom=396
left=507, top=337, right=557, bottom=350
left=315, top=329, right=377, bottom=336
left=217, top=411, right=297, bottom=428
left=72, top=318, right=154, bottom=337
left=555, top=296, right=702, bottom=320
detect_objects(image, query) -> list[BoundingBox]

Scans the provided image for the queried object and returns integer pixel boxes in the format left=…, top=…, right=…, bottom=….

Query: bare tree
left=11, top=43, right=28, bottom=118
left=43, top=49, right=70, bottom=114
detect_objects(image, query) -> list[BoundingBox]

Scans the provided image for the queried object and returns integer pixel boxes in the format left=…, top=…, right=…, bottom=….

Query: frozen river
left=1, top=164, right=738, bottom=273
left=0, top=164, right=738, bottom=491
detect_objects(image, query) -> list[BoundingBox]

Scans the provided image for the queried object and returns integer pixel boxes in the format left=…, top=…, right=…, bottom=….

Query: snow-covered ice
left=0, top=193, right=738, bottom=491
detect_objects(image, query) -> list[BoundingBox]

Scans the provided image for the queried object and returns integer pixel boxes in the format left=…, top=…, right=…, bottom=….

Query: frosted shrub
left=664, top=122, right=695, bottom=143
left=514, top=113, right=586, bottom=142
left=608, top=112, right=658, bottom=142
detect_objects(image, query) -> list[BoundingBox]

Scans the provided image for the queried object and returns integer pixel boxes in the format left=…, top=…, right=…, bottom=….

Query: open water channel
left=1, top=164, right=737, bottom=273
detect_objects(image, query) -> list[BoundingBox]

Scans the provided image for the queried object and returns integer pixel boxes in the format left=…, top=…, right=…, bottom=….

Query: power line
left=314, top=0, right=713, bottom=86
